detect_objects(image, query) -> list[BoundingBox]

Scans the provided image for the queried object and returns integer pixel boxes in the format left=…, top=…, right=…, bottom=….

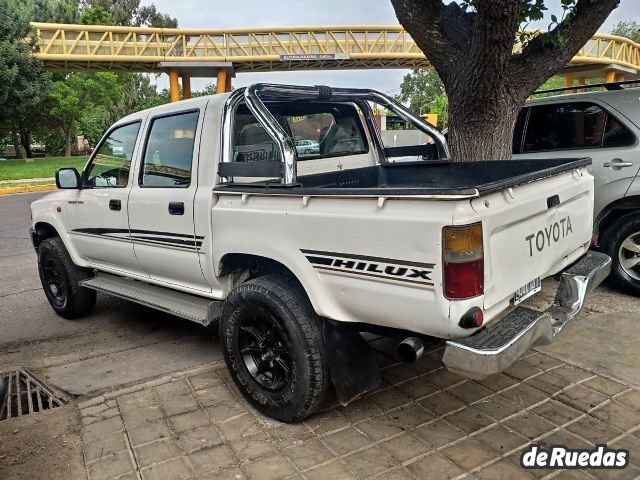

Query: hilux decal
left=525, top=216, right=573, bottom=257
left=301, top=249, right=435, bottom=287
left=71, top=228, right=204, bottom=251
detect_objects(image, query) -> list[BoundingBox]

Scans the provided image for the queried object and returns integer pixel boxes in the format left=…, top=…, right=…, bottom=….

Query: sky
left=142, top=0, right=640, bottom=95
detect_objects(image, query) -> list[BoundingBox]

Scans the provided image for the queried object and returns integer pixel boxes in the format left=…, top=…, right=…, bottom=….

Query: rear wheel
left=601, top=212, right=640, bottom=296
left=37, top=237, right=96, bottom=319
left=219, top=275, right=328, bottom=422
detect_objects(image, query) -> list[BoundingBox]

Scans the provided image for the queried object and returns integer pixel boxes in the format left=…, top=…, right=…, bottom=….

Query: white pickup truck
left=30, top=84, right=610, bottom=422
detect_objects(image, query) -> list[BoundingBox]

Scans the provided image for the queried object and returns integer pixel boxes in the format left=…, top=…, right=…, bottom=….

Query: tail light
left=443, top=223, right=484, bottom=299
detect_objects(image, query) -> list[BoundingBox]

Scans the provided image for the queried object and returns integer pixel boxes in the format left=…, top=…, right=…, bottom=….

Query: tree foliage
left=391, top=0, right=620, bottom=161
left=0, top=0, right=178, bottom=157
left=610, top=20, right=640, bottom=43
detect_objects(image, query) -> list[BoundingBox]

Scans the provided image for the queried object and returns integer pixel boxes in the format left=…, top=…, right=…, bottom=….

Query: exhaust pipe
left=396, top=337, right=425, bottom=364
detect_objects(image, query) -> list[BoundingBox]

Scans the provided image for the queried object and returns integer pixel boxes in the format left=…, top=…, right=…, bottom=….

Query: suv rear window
left=523, top=102, right=606, bottom=152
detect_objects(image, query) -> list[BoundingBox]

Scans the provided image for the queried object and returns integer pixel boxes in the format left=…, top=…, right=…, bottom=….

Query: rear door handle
left=168, top=202, right=184, bottom=215
left=108, top=199, right=121, bottom=211
left=604, top=158, right=634, bottom=169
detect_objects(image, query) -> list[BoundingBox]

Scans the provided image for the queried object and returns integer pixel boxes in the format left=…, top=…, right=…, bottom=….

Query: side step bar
left=80, top=272, right=220, bottom=326
left=443, top=251, right=612, bottom=379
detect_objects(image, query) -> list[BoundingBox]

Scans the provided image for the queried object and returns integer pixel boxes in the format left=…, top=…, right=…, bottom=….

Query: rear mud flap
left=322, top=319, right=380, bottom=406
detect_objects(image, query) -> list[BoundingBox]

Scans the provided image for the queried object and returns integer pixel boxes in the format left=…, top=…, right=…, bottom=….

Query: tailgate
left=472, top=168, right=594, bottom=310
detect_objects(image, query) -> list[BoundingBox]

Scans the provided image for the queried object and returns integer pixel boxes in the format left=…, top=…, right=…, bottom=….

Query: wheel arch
left=218, top=253, right=303, bottom=288
left=594, top=195, right=640, bottom=246
left=32, top=221, right=60, bottom=248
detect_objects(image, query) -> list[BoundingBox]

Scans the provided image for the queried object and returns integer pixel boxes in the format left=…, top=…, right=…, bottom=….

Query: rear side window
left=603, top=114, right=635, bottom=147
left=140, top=111, right=199, bottom=187
left=523, top=102, right=606, bottom=152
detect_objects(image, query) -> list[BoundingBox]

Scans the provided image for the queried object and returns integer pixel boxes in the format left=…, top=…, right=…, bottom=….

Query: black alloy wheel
left=237, top=309, right=292, bottom=391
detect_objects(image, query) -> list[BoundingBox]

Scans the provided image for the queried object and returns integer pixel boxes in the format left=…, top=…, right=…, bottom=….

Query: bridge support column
left=564, top=74, right=574, bottom=94
left=576, top=76, right=586, bottom=92
left=604, top=69, right=616, bottom=84
left=169, top=68, right=180, bottom=102
left=225, top=74, right=232, bottom=92
left=216, top=69, right=228, bottom=94
left=182, top=75, right=191, bottom=99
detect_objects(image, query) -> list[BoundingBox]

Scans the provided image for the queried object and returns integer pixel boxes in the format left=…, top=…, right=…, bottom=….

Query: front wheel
left=601, top=212, right=640, bottom=296
left=37, top=237, right=96, bottom=319
left=219, top=275, right=329, bottom=422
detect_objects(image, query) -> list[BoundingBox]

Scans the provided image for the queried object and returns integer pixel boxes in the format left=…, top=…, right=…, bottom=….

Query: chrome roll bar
left=223, top=83, right=450, bottom=185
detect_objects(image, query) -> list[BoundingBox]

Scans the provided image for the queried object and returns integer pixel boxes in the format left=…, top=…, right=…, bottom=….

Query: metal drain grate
left=0, top=370, right=66, bottom=421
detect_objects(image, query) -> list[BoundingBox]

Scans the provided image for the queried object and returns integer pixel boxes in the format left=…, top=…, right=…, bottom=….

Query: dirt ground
left=0, top=403, right=85, bottom=479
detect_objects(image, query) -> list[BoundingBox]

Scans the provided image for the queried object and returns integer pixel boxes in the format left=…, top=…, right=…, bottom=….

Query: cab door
left=65, top=120, right=146, bottom=275
left=127, top=108, right=209, bottom=291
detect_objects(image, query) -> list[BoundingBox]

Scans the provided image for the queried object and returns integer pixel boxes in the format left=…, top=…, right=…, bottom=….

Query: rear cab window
left=231, top=102, right=370, bottom=179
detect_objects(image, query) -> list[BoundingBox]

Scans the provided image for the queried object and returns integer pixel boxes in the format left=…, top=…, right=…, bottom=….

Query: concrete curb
left=77, top=361, right=225, bottom=410
left=0, top=183, right=57, bottom=195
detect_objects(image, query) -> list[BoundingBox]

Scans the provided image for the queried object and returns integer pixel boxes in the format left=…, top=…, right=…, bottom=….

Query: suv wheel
left=219, top=275, right=329, bottom=422
left=37, top=237, right=96, bottom=319
left=601, top=212, right=640, bottom=296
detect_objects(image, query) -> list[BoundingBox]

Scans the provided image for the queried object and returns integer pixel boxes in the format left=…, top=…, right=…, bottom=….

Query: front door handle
left=108, top=199, right=121, bottom=211
left=604, top=158, right=634, bottom=170
left=168, top=202, right=184, bottom=215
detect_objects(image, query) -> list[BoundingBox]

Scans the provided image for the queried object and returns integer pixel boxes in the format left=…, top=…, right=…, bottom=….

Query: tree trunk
left=10, top=128, right=22, bottom=159
left=63, top=126, right=72, bottom=157
left=18, top=124, right=33, bottom=159
left=391, top=0, right=620, bottom=163
left=446, top=90, right=522, bottom=161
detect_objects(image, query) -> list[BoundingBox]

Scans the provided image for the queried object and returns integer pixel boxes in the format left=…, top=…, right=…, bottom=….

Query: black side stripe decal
left=301, top=249, right=435, bottom=269
left=73, top=228, right=204, bottom=240
left=72, top=228, right=204, bottom=250
left=302, top=249, right=435, bottom=288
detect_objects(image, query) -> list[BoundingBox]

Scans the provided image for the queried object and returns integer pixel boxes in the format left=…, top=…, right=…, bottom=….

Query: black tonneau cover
left=214, top=157, right=591, bottom=197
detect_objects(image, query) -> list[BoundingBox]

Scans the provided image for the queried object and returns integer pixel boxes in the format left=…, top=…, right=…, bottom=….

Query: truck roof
left=114, top=91, right=233, bottom=125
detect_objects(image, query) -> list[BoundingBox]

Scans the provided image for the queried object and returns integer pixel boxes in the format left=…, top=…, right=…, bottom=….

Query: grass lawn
left=0, top=156, right=88, bottom=181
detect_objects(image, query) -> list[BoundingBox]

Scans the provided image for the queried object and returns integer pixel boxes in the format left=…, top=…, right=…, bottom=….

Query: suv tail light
left=443, top=223, right=484, bottom=299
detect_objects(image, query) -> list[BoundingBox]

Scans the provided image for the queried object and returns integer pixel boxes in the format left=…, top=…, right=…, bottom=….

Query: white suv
left=513, top=84, right=640, bottom=295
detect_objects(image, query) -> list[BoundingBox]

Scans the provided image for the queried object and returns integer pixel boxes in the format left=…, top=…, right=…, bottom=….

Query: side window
left=85, top=122, right=141, bottom=188
left=140, top=111, right=199, bottom=187
left=523, top=102, right=606, bottom=153
left=603, top=114, right=636, bottom=147
left=512, top=108, right=528, bottom=154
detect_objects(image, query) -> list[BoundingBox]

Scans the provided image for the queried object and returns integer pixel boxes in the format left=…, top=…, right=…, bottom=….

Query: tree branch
left=390, top=0, right=471, bottom=79
left=511, top=0, right=620, bottom=94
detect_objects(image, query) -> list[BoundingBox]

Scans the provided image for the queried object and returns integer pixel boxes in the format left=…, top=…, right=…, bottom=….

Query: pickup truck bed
left=215, top=157, right=591, bottom=197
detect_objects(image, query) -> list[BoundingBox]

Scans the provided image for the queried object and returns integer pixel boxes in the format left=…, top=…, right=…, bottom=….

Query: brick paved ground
left=78, top=338, right=640, bottom=480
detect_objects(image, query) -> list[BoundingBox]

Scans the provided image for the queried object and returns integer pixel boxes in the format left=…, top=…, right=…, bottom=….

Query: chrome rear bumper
left=442, top=251, right=611, bottom=379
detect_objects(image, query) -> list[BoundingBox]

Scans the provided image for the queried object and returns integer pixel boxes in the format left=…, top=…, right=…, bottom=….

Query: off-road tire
left=601, top=212, right=640, bottom=297
left=37, top=237, right=96, bottom=319
left=219, top=275, right=329, bottom=422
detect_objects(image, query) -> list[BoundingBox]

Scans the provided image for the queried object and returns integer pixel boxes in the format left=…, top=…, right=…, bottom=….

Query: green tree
left=83, top=0, right=177, bottom=27
left=395, top=69, right=445, bottom=116
left=391, top=0, right=620, bottom=161
left=610, top=20, right=640, bottom=42
left=135, top=4, right=178, bottom=28
left=80, top=5, right=112, bottom=25
left=48, top=73, right=122, bottom=156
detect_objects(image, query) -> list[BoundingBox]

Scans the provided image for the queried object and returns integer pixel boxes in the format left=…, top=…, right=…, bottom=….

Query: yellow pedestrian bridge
left=31, top=22, right=640, bottom=101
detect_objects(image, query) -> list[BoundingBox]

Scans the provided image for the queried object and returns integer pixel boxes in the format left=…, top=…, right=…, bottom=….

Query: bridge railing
left=31, top=22, right=640, bottom=73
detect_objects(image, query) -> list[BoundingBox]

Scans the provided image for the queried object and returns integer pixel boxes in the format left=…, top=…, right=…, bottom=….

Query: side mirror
left=55, top=168, right=81, bottom=189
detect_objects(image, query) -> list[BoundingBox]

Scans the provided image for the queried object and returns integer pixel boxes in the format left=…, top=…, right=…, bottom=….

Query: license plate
left=513, top=277, right=541, bottom=305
